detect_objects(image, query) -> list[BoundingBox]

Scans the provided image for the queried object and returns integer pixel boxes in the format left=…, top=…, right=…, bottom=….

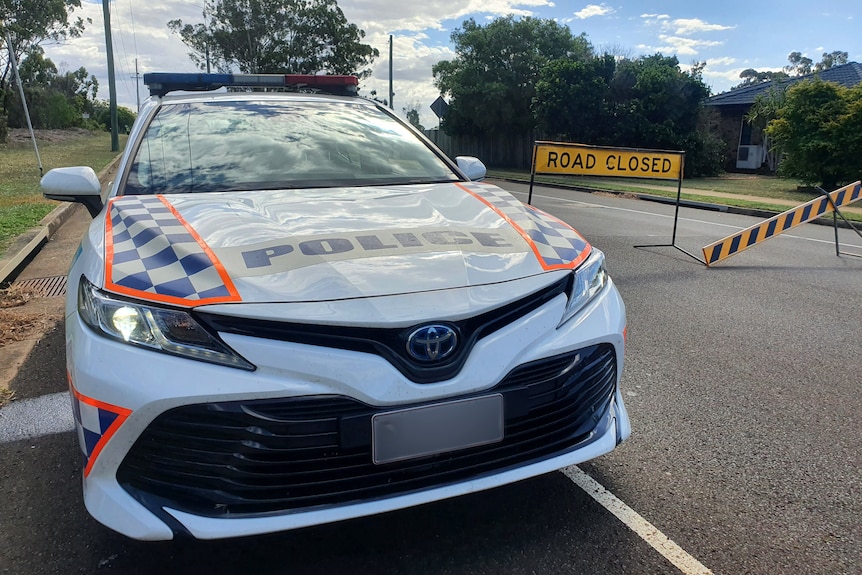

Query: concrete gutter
left=0, top=154, right=122, bottom=285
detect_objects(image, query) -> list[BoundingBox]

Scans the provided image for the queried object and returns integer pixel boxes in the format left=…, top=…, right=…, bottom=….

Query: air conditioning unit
left=736, top=145, right=764, bottom=169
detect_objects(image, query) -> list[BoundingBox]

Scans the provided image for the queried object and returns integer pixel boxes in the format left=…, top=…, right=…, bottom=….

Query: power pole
left=388, top=34, right=394, bottom=110
left=103, top=0, right=119, bottom=151
left=131, top=58, right=141, bottom=113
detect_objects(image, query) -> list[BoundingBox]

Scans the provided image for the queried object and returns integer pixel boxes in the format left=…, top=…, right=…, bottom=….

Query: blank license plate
left=372, top=394, right=504, bottom=465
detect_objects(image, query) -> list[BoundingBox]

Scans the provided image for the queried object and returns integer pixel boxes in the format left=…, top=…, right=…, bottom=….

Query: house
left=706, top=61, right=862, bottom=172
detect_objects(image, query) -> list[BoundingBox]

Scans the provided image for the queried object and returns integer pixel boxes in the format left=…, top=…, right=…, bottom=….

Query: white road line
left=562, top=466, right=714, bottom=575
left=512, top=189, right=862, bottom=249
left=0, top=391, right=75, bottom=444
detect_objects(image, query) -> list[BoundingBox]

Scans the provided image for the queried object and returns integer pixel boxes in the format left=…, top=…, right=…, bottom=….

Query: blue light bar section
left=143, top=72, right=359, bottom=97
left=144, top=73, right=234, bottom=96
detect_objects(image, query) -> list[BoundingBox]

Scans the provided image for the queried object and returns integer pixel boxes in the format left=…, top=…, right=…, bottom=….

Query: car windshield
left=123, top=99, right=460, bottom=195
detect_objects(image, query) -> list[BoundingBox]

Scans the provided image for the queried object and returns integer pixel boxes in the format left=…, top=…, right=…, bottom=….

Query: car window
left=124, top=100, right=460, bottom=195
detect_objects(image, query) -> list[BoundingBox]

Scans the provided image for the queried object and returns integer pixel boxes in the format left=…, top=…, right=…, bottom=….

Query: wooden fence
left=422, top=130, right=535, bottom=169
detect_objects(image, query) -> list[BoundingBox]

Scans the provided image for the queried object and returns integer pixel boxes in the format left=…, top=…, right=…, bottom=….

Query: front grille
left=118, top=344, right=616, bottom=518
left=194, top=276, right=569, bottom=384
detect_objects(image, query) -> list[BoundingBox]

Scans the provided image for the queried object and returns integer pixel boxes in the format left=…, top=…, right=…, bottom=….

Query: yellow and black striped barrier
left=701, top=181, right=862, bottom=266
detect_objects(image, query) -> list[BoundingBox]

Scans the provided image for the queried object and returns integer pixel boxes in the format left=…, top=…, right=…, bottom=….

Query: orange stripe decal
left=456, top=182, right=591, bottom=270
left=68, top=373, right=132, bottom=478
left=104, top=195, right=241, bottom=306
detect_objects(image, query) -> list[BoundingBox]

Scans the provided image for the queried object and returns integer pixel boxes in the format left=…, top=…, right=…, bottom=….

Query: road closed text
left=535, top=143, right=682, bottom=180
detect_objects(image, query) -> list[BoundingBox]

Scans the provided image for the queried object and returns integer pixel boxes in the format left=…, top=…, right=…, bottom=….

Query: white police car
left=41, top=73, right=630, bottom=540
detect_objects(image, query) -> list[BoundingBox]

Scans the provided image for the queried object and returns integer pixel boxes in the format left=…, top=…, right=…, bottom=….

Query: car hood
left=100, top=181, right=590, bottom=306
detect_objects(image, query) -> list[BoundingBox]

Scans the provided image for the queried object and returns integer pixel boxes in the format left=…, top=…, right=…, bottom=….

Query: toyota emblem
left=406, top=324, right=458, bottom=362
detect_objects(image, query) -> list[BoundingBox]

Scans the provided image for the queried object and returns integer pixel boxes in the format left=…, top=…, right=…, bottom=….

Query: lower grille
left=118, top=344, right=617, bottom=517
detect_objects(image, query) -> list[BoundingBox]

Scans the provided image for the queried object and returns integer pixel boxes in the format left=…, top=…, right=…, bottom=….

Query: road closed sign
left=534, top=142, right=683, bottom=180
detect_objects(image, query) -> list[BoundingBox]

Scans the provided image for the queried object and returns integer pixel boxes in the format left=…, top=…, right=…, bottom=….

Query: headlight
left=77, top=276, right=254, bottom=370
left=560, top=249, right=609, bottom=326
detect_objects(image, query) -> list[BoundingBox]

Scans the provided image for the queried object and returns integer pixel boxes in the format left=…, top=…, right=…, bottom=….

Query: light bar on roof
left=142, top=73, right=359, bottom=97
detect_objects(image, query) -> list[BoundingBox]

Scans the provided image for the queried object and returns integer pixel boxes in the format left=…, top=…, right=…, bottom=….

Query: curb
left=0, top=153, right=123, bottom=286
left=491, top=177, right=858, bottom=230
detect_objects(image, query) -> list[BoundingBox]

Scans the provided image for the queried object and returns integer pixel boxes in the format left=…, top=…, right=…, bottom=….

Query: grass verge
left=0, top=129, right=126, bottom=256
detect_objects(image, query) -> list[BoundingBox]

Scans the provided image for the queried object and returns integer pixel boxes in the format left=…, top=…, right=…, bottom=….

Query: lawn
left=0, top=129, right=126, bottom=256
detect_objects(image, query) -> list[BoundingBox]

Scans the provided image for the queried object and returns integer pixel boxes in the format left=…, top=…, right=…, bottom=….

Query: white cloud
left=638, top=35, right=724, bottom=57
left=706, top=56, right=736, bottom=67
left=573, top=3, right=615, bottom=19
left=41, top=0, right=555, bottom=127
left=668, top=18, right=734, bottom=35
left=640, top=13, right=669, bottom=20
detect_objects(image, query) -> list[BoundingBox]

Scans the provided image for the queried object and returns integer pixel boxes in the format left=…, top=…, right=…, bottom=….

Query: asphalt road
left=1, top=182, right=860, bottom=574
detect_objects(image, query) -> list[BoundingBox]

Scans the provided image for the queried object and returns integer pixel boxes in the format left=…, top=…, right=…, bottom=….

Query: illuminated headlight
left=560, top=249, right=609, bottom=326
left=77, top=276, right=254, bottom=370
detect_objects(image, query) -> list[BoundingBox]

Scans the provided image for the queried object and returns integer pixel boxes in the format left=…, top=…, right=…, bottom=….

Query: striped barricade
left=701, top=181, right=861, bottom=266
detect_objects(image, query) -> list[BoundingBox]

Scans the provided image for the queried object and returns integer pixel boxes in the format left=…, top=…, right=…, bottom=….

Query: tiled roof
left=707, top=61, right=862, bottom=106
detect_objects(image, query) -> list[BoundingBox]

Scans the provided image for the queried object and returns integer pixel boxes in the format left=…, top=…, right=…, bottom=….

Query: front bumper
left=67, top=284, right=629, bottom=540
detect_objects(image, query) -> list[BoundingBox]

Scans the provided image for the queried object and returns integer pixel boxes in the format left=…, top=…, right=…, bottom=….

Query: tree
left=402, top=105, right=424, bottom=131
left=1, top=0, right=89, bottom=127
left=432, top=16, right=592, bottom=136
left=168, top=0, right=377, bottom=78
left=815, top=50, right=848, bottom=72
left=5, top=48, right=100, bottom=129
left=732, top=50, right=849, bottom=89
left=785, top=51, right=813, bottom=76
left=533, top=54, right=615, bottom=143
left=735, top=68, right=789, bottom=88
left=766, top=79, right=862, bottom=190
left=533, top=53, right=722, bottom=176
left=786, top=50, right=848, bottom=76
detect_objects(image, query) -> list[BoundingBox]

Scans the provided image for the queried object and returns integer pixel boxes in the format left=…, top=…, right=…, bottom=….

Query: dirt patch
left=0, top=309, right=55, bottom=347
left=7, top=127, right=94, bottom=145
left=0, top=285, right=60, bottom=347
left=593, top=191, right=641, bottom=201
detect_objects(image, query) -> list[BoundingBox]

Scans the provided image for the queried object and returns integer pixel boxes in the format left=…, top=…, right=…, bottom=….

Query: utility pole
left=131, top=58, right=141, bottom=113
left=388, top=34, right=394, bottom=110
left=103, top=0, right=119, bottom=151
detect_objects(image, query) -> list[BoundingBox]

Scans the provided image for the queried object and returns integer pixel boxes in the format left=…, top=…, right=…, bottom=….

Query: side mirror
left=41, top=167, right=104, bottom=217
left=456, top=156, right=486, bottom=182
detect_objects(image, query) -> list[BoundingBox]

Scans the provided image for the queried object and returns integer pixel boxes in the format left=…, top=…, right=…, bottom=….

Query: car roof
left=153, top=90, right=377, bottom=107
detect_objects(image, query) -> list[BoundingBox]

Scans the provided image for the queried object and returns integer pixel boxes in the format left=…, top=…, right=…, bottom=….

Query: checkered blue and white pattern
left=70, top=393, right=122, bottom=461
left=465, top=184, right=589, bottom=267
left=107, top=196, right=233, bottom=302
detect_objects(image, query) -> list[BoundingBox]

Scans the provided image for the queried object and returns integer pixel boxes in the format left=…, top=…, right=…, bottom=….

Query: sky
left=38, top=0, right=862, bottom=127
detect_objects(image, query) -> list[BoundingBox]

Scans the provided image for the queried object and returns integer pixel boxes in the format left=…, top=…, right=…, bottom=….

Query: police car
left=41, top=73, right=630, bottom=540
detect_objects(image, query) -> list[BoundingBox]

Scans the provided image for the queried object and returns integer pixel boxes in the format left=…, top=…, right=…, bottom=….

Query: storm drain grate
left=11, top=275, right=68, bottom=298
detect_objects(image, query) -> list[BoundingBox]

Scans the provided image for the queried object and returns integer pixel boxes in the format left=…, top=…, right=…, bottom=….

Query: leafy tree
left=785, top=51, right=813, bottom=76
left=168, top=0, right=377, bottom=78
left=94, top=104, right=136, bottom=133
left=433, top=16, right=592, bottom=136
left=5, top=48, right=99, bottom=129
left=0, top=0, right=89, bottom=129
left=533, top=54, right=615, bottom=143
left=0, top=0, right=88, bottom=90
left=402, top=105, right=424, bottom=131
left=766, top=79, right=862, bottom=190
left=816, top=50, right=848, bottom=72
left=786, top=50, right=848, bottom=76
left=533, top=53, right=722, bottom=176
left=734, top=68, right=789, bottom=88
left=733, top=50, right=849, bottom=89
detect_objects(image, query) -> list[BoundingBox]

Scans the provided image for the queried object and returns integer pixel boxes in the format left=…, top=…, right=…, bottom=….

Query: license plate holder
left=372, top=394, right=504, bottom=465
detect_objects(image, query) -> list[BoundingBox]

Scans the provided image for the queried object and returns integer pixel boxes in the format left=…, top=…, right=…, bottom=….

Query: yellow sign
left=534, top=142, right=683, bottom=180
